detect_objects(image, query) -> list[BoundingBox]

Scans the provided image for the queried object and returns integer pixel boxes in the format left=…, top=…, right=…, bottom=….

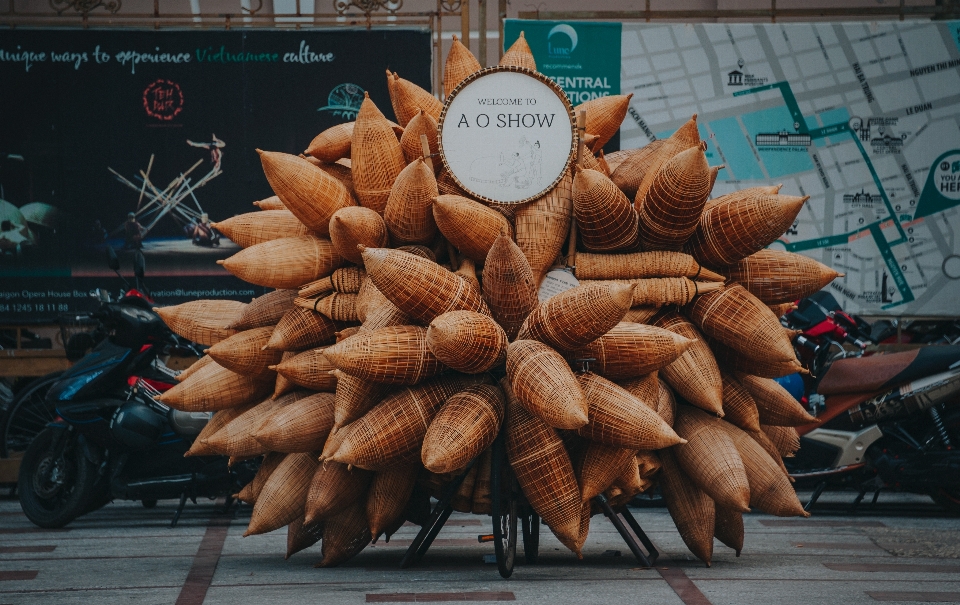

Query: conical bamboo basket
left=244, top=451, right=318, bottom=536
left=367, top=463, right=419, bottom=539
left=158, top=361, right=273, bottom=412
left=481, top=235, right=540, bottom=340
left=227, top=289, right=297, bottom=331
left=265, top=307, right=339, bottom=352
left=332, top=369, right=393, bottom=431
left=306, top=121, right=354, bottom=163
left=622, top=306, right=660, bottom=324
left=610, top=139, right=666, bottom=200
left=576, top=372, right=684, bottom=449
left=762, top=424, right=800, bottom=457
left=317, top=501, right=371, bottom=568
left=708, top=337, right=805, bottom=378
left=352, top=93, right=407, bottom=214
left=400, top=110, right=440, bottom=170
left=721, top=249, right=842, bottom=304
left=768, top=302, right=798, bottom=319
left=651, top=311, right=724, bottom=415
left=184, top=399, right=257, bottom=457
left=389, top=72, right=443, bottom=127
left=573, top=168, right=641, bottom=253
left=658, top=448, right=715, bottom=566
left=317, top=159, right=357, bottom=198
left=254, top=392, right=335, bottom=453
left=254, top=195, right=285, bottom=210
left=577, top=94, right=633, bottom=152
left=636, top=145, right=712, bottom=251
left=272, top=351, right=298, bottom=399
left=748, top=427, right=791, bottom=478
left=286, top=515, right=324, bottom=559
left=433, top=195, right=513, bottom=263
left=470, top=447, right=493, bottom=515
left=714, top=505, right=744, bottom=556
left=155, top=300, right=244, bottom=347
left=383, top=158, right=440, bottom=245
left=358, top=283, right=412, bottom=332
left=328, top=206, right=388, bottom=265
left=421, top=383, right=505, bottom=474
left=673, top=406, right=751, bottom=512
left=574, top=250, right=724, bottom=282
left=579, top=442, right=636, bottom=503
left=207, top=327, right=281, bottom=379
left=436, top=165, right=476, bottom=200
left=323, top=326, right=443, bottom=385
left=304, top=461, right=373, bottom=524
left=517, top=282, right=634, bottom=352
left=568, top=321, right=693, bottom=380
left=443, top=35, right=482, bottom=97
left=212, top=210, right=312, bottom=249
left=604, top=148, right=635, bottom=173
left=236, top=451, right=286, bottom=504
left=617, top=371, right=660, bottom=412
left=737, top=373, right=817, bottom=427
left=506, top=339, right=589, bottom=430
left=311, top=293, right=359, bottom=322
left=176, top=354, right=215, bottom=383
left=426, top=310, right=507, bottom=374
left=258, top=150, right=356, bottom=235
left=703, top=185, right=781, bottom=211
left=361, top=246, right=490, bottom=324
left=636, top=450, right=661, bottom=479
left=203, top=391, right=306, bottom=457
left=720, top=371, right=761, bottom=433
left=450, top=464, right=479, bottom=513
left=218, top=236, right=343, bottom=290
left=514, top=171, right=573, bottom=282
left=633, top=115, right=702, bottom=208
left=579, top=277, right=721, bottom=308
left=499, top=32, right=537, bottom=71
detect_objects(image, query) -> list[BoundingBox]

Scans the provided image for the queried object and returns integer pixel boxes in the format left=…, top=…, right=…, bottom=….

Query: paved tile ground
left=1, top=489, right=960, bottom=605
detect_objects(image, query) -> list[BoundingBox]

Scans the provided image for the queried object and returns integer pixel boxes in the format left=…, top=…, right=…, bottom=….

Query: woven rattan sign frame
left=438, top=66, right=577, bottom=206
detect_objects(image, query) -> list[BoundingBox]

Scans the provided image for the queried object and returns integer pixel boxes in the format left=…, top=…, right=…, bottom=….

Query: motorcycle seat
left=817, top=345, right=960, bottom=395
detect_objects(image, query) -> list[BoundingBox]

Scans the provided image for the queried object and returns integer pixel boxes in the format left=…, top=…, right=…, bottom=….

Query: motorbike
left=17, top=248, right=255, bottom=528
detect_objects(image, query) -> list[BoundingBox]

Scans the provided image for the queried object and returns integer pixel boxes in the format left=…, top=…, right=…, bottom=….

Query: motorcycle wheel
left=1, top=372, right=62, bottom=458
left=18, top=428, right=97, bottom=528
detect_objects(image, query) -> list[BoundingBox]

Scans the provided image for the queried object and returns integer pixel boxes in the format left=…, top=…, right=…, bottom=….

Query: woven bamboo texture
left=703, top=185, right=780, bottom=212
left=577, top=94, right=632, bottom=152
left=737, top=373, right=817, bottom=427
left=156, top=300, right=244, bottom=347
left=687, top=283, right=797, bottom=364
left=304, top=461, right=373, bottom=524
left=652, top=310, right=724, bottom=414
left=306, top=121, right=354, bottom=163
left=203, top=390, right=305, bottom=457
left=450, top=464, right=478, bottom=513
left=352, top=93, right=407, bottom=214
left=574, top=250, right=724, bottom=281
left=574, top=169, right=641, bottom=253
left=762, top=424, right=801, bottom=457
left=265, top=307, right=339, bottom=352
left=254, top=195, right=285, bottom=210
left=499, top=32, right=537, bottom=71
left=455, top=257, right=482, bottom=293
left=207, top=327, right=281, bottom=379
left=272, top=351, right=298, bottom=399
left=617, top=371, right=660, bottom=412
left=383, top=159, right=440, bottom=245
left=176, top=354, right=215, bottom=383
left=258, top=150, right=356, bottom=235
left=604, top=148, right=635, bottom=174
left=317, top=160, right=357, bottom=198
left=720, top=371, right=761, bottom=432
left=443, top=34, right=482, bottom=97
left=158, top=361, right=273, bottom=412
left=568, top=321, right=693, bottom=380
left=610, top=456, right=646, bottom=505
left=479, top=235, right=539, bottom=340
left=576, top=372, right=684, bottom=449
left=255, top=392, right=335, bottom=453
left=361, top=246, right=490, bottom=324
left=708, top=336, right=805, bottom=378
left=400, top=110, right=440, bottom=169
left=686, top=193, right=808, bottom=267
left=332, top=369, right=393, bottom=431
left=367, top=463, right=420, bottom=539
left=621, top=306, right=660, bottom=324
left=433, top=195, right=513, bottom=263
left=506, top=339, right=588, bottom=430
left=579, top=277, right=722, bottom=307
left=470, top=447, right=493, bottom=514
left=632, top=115, right=702, bottom=208
left=318, top=501, right=372, bottom=567
left=218, top=235, right=343, bottom=290
left=517, top=282, right=634, bottom=352
left=244, top=451, right=318, bottom=536
left=329, top=374, right=487, bottom=471
left=228, top=289, right=297, bottom=330
left=359, top=286, right=412, bottom=332
left=748, top=427, right=791, bottom=478
left=658, top=448, right=715, bottom=566
left=636, top=145, right=711, bottom=251
left=286, top=515, right=324, bottom=559
left=309, top=293, right=359, bottom=322
left=212, top=210, right=311, bottom=249
left=768, top=302, right=798, bottom=318
left=514, top=171, right=573, bottom=282
left=436, top=166, right=476, bottom=200
left=610, top=140, right=666, bottom=200
left=673, top=406, right=751, bottom=511
left=421, top=383, right=505, bottom=474
left=390, top=72, right=443, bottom=127
left=329, top=206, right=388, bottom=265
left=636, top=450, right=661, bottom=479
left=579, top=442, right=636, bottom=502
left=184, top=399, right=257, bottom=457
left=426, top=311, right=507, bottom=374
left=236, top=451, right=285, bottom=504
left=715, top=505, right=744, bottom=555
left=323, top=326, right=443, bottom=385
left=301, top=267, right=367, bottom=301
left=721, top=249, right=842, bottom=304
left=502, top=375, right=583, bottom=557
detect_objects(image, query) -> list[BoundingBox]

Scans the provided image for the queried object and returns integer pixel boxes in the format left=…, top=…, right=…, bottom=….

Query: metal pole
left=498, top=0, right=506, bottom=59
left=478, top=0, right=487, bottom=66
left=461, top=0, right=469, bottom=53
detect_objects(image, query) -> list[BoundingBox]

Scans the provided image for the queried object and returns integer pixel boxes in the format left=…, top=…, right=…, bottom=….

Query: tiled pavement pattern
left=1, top=491, right=960, bottom=605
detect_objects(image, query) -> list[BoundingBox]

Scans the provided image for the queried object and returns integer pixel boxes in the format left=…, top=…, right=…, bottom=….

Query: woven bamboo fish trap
left=331, top=369, right=392, bottom=431
left=302, top=267, right=367, bottom=299
left=451, top=464, right=479, bottom=513
left=617, top=371, right=660, bottom=412
left=658, top=448, right=715, bottom=566
left=737, top=373, right=817, bottom=427
left=636, top=145, right=712, bottom=251
left=719, top=421, right=807, bottom=517
left=513, top=171, right=573, bottom=282
left=633, top=115, right=702, bottom=208
left=272, top=351, right=298, bottom=399
left=611, top=139, right=666, bottom=200
left=176, top=354, right=215, bottom=383
left=574, top=250, right=724, bottom=282
left=184, top=399, right=257, bottom=457
left=636, top=450, right=661, bottom=479
left=383, top=159, right=440, bottom=246
left=306, top=121, right=354, bottom=163
left=673, top=406, right=751, bottom=512
left=433, top=195, right=513, bottom=263
left=358, top=284, right=412, bottom=332
left=155, top=300, right=244, bottom=347
left=604, top=148, right=635, bottom=174
left=254, top=195, right=285, bottom=210
left=203, top=390, right=305, bottom=457
left=245, top=452, right=319, bottom=537
left=651, top=311, right=723, bottom=415
left=426, top=311, right=507, bottom=374
left=352, top=94, right=407, bottom=214
left=506, top=339, right=589, bottom=430
left=443, top=35, right=482, bottom=97
left=709, top=336, right=805, bottom=378
left=470, top=448, right=493, bottom=515
left=714, top=505, right=744, bottom=555
left=316, top=160, right=357, bottom=198
left=582, top=148, right=611, bottom=177
left=330, top=374, right=486, bottom=471
left=318, top=501, right=372, bottom=568
left=304, top=461, right=373, bottom=525
left=227, top=289, right=297, bottom=330
left=610, top=455, right=647, bottom=504
left=400, top=110, right=440, bottom=169
left=502, top=376, right=583, bottom=557
left=367, top=463, right=420, bottom=539
left=389, top=72, right=444, bottom=127
left=236, top=451, right=285, bottom=504
left=622, top=306, right=660, bottom=324
left=158, top=361, right=272, bottom=412
left=579, top=277, right=722, bottom=307
left=687, top=283, right=798, bottom=365
left=577, top=94, right=633, bottom=152
left=258, top=150, right=356, bottom=235
left=421, top=383, right=505, bottom=474
left=212, top=210, right=311, bottom=249
left=719, top=371, right=761, bottom=433
left=721, top=249, right=842, bottom=304
left=436, top=166, right=476, bottom=201
left=265, top=307, right=339, bottom=352
left=361, top=246, right=490, bottom=324
left=218, top=235, right=343, bottom=290
left=207, top=327, right=281, bottom=379
left=323, top=326, right=443, bottom=385
left=499, top=32, right=537, bottom=71
left=568, top=321, right=693, bottom=380
left=686, top=193, right=808, bottom=267
left=579, top=442, right=636, bottom=503
left=573, top=169, right=641, bottom=253
left=517, top=282, right=634, bottom=352
left=308, top=293, right=359, bottom=322
left=481, top=235, right=539, bottom=340
left=576, top=372, right=684, bottom=450
left=286, top=516, right=324, bottom=559
left=454, top=257, right=481, bottom=293
left=748, top=427, right=791, bottom=478
left=657, top=378, right=677, bottom=426
left=255, top=392, right=335, bottom=453
left=768, top=302, right=798, bottom=318
left=703, top=185, right=780, bottom=212
left=328, top=206, right=388, bottom=265
left=762, top=424, right=801, bottom=457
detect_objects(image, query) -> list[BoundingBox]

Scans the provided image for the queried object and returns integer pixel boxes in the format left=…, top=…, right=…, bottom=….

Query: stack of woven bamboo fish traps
left=155, top=34, right=840, bottom=568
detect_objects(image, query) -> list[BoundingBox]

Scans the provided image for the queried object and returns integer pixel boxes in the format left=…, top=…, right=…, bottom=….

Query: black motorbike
left=17, top=250, right=255, bottom=528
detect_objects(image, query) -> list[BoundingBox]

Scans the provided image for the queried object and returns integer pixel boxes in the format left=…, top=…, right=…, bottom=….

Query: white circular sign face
left=439, top=67, right=576, bottom=205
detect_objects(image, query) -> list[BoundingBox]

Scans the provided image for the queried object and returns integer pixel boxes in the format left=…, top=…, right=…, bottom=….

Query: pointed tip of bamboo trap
left=697, top=266, right=726, bottom=282
left=696, top=280, right=724, bottom=295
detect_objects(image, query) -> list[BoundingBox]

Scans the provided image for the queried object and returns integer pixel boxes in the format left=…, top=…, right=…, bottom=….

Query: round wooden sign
left=438, top=66, right=576, bottom=205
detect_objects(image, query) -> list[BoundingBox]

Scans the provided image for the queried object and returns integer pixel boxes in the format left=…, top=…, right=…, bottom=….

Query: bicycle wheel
left=1, top=373, right=62, bottom=459
left=521, top=512, right=539, bottom=564
left=491, top=432, right=517, bottom=578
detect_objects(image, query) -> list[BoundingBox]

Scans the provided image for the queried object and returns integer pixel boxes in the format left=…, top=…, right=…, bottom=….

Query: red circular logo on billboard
left=143, top=79, right=184, bottom=121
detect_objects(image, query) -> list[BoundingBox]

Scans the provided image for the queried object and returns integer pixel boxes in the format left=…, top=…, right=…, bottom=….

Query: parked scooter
left=17, top=249, right=255, bottom=528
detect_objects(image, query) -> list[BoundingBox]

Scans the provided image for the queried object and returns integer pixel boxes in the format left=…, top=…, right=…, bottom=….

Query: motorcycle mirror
left=107, top=246, right=121, bottom=272
left=134, top=251, right=146, bottom=279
